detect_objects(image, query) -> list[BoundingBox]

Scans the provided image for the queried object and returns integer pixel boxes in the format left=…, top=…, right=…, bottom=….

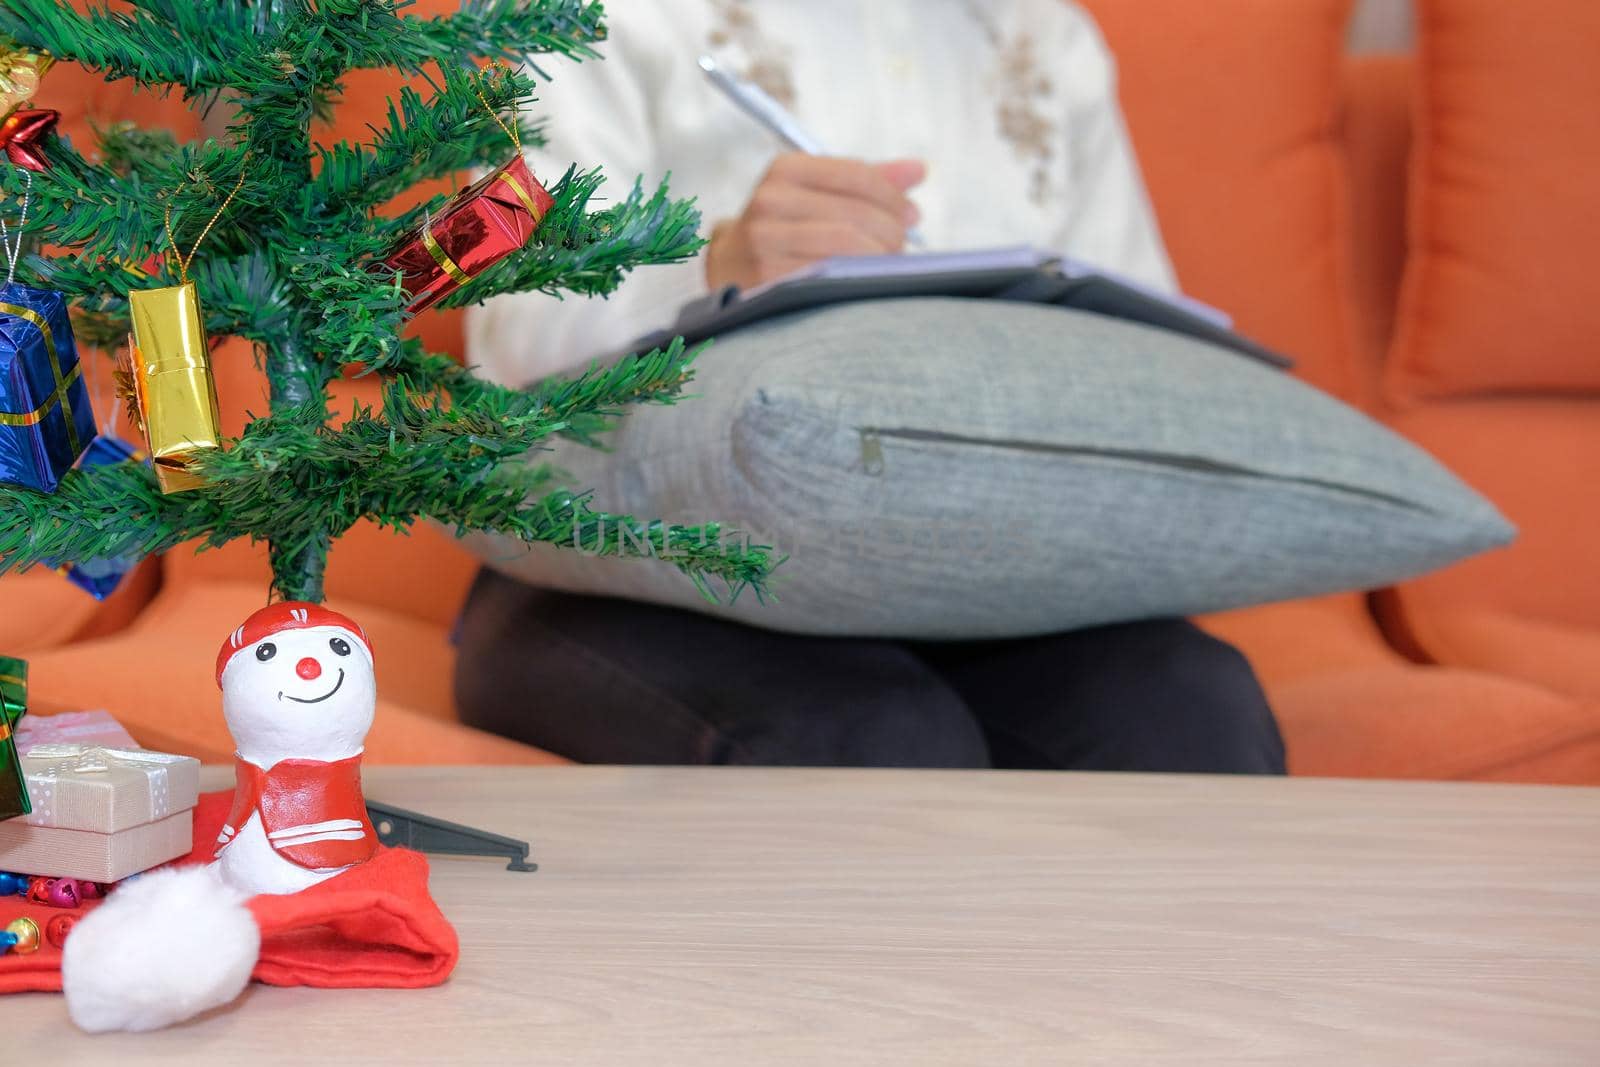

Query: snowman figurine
left=60, top=602, right=387, bottom=1032
left=211, top=602, right=381, bottom=896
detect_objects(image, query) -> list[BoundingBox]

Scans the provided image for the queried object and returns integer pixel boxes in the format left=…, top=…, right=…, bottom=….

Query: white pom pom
left=63, top=865, right=260, bottom=1033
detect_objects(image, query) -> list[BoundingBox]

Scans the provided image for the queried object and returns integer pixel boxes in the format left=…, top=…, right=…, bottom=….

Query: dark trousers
left=454, top=568, right=1286, bottom=774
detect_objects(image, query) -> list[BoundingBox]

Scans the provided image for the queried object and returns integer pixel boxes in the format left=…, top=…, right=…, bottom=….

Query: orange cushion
left=1200, top=592, right=1397, bottom=686
left=1379, top=605, right=1600, bottom=705
left=1272, top=667, right=1598, bottom=783
left=170, top=521, right=481, bottom=632
left=1376, top=399, right=1600, bottom=699
left=1079, top=0, right=1365, bottom=404
left=0, top=572, right=119, bottom=653
left=1339, top=54, right=1414, bottom=391
left=1382, top=400, right=1599, bottom=627
left=47, top=57, right=201, bottom=145
left=1201, top=593, right=1600, bottom=783
left=1387, top=0, right=1600, bottom=400
left=0, top=558, right=159, bottom=654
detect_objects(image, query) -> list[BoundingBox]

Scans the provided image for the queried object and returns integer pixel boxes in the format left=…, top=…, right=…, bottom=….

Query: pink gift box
left=14, top=710, right=138, bottom=754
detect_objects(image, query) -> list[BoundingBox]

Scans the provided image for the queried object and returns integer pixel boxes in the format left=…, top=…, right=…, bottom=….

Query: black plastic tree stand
left=365, top=800, right=537, bottom=872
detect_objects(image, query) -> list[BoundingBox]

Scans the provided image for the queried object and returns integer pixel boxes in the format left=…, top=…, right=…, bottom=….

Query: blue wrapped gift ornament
left=56, top=435, right=146, bottom=599
left=0, top=282, right=96, bottom=492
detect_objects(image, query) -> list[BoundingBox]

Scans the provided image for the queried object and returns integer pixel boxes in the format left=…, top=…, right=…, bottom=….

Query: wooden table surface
left=6, top=767, right=1599, bottom=1064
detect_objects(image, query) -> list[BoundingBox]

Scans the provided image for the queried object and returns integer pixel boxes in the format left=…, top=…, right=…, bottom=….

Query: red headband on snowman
left=216, top=601, right=373, bottom=687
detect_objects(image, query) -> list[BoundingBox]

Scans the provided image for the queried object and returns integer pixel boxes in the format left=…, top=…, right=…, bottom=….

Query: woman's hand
left=705, top=153, right=926, bottom=291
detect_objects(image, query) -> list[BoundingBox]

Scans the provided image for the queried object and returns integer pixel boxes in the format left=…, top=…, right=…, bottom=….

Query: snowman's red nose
left=296, top=657, right=322, bottom=680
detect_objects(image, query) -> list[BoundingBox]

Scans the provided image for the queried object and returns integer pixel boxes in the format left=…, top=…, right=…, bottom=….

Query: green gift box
left=0, top=654, right=27, bottom=820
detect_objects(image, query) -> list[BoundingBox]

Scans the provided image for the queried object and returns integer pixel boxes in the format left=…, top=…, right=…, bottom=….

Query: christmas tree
left=0, top=0, right=774, bottom=604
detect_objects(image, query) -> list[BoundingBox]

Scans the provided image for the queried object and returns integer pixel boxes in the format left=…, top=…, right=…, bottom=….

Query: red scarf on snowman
left=217, top=754, right=379, bottom=869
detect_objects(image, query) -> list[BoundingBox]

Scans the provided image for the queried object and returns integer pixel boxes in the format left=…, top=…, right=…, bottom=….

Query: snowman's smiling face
left=222, top=625, right=376, bottom=768
left=261, top=634, right=349, bottom=705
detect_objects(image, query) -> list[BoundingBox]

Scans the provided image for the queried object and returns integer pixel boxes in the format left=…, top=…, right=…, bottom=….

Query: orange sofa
left=7, top=2, right=1596, bottom=780
left=1084, top=0, right=1596, bottom=783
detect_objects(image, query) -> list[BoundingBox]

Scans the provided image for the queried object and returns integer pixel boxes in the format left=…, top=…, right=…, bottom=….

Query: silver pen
left=698, top=54, right=926, bottom=247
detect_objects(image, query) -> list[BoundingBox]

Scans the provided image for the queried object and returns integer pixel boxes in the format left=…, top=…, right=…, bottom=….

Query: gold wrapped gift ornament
left=0, top=47, right=52, bottom=121
left=126, top=282, right=222, bottom=493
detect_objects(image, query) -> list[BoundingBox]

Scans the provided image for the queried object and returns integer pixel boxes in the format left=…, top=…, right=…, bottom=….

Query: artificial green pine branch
left=0, top=134, right=255, bottom=264
left=94, top=122, right=182, bottom=176
left=0, top=0, right=775, bottom=604
left=362, top=0, right=605, bottom=71
left=396, top=335, right=700, bottom=438
left=0, top=1, right=605, bottom=91
left=3, top=144, right=700, bottom=372
left=0, top=0, right=247, bottom=90
left=0, top=459, right=772, bottom=605
left=0, top=355, right=775, bottom=602
left=5, top=145, right=703, bottom=372
left=33, top=251, right=297, bottom=351
left=316, top=67, right=544, bottom=209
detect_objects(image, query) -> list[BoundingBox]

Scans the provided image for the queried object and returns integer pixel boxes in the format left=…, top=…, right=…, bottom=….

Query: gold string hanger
left=470, top=61, right=523, bottom=154
left=161, top=155, right=250, bottom=285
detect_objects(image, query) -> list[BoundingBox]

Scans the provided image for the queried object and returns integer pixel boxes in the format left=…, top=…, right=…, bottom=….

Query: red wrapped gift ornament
left=381, top=155, right=554, bottom=312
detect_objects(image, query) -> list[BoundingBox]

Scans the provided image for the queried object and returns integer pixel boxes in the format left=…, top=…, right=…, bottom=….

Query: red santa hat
left=215, top=601, right=373, bottom=688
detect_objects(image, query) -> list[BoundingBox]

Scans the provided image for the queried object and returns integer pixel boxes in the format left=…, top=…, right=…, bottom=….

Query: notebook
left=625, top=246, right=1293, bottom=370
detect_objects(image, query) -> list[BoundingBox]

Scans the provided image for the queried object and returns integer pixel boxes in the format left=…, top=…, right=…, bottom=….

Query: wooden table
left=6, top=768, right=1599, bottom=1063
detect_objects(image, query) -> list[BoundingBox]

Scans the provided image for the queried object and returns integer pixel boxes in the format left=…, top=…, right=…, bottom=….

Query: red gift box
left=382, top=155, right=555, bottom=312
left=0, top=790, right=459, bottom=995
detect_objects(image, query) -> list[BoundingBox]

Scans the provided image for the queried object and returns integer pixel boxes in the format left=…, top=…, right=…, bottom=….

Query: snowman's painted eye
left=329, top=637, right=351, bottom=657
left=255, top=642, right=277, bottom=662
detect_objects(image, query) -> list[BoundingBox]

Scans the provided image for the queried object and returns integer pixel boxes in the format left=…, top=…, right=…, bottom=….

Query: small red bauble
left=0, top=107, right=58, bottom=171
left=44, top=913, right=77, bottom=948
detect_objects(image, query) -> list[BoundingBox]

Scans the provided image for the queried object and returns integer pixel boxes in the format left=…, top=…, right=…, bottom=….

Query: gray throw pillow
left=463, top=299, right=1513, bottom=638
